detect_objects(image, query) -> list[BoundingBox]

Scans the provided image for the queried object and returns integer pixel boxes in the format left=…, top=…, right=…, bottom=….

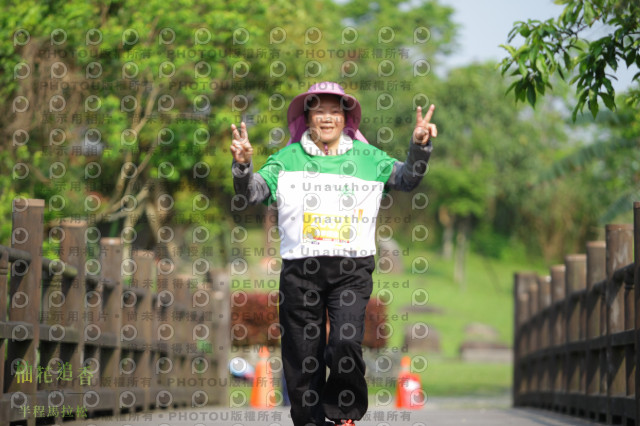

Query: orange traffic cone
left=250, top=346, right=276, bottom=408
left=395, top=356, right=425, bottom=409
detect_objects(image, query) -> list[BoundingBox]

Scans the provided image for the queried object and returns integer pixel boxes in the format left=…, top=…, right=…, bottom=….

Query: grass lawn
left=418, top=359, right=512, bottom=396
left=367, top=358, right=513, bottom=398
left=372, top=247, right=536, bottom=357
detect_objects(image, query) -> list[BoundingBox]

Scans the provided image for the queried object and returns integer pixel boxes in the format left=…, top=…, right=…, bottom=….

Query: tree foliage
left=2, top=0, right=634, bottom=272
left=500, top=0, right=640, bottom=120
left=0, top=0, right=457, bottom=265
left=538, top=91, right=640, bottom=225
left=0, top=0, right=333, bottom=262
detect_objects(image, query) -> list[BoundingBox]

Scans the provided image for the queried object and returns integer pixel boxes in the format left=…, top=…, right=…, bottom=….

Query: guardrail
left=0, top=199, right=230, bottom=425
left=513, top=202, right=639, bottom=425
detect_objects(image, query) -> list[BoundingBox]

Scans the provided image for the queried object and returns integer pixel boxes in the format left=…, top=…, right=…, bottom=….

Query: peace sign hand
left=413, top=104, right=437, bottom=145
left=230, top=122, right=253, bottom=164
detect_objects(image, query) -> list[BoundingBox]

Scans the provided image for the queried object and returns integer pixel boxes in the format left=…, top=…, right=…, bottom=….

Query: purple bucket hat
left=286, top=81, right=369, bottom=145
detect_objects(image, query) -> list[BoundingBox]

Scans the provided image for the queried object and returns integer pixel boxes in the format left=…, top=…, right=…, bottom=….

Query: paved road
left=65, top=401, right=601, bottom=426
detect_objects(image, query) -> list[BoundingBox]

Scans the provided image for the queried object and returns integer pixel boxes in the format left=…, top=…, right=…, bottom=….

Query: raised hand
left=413, top=104, right=437, bottom=145
left=230, top=122, right=253, bottom=164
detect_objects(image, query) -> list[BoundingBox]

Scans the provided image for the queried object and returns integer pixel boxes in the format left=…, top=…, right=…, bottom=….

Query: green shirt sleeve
left=376, top=149, right=396, bottom=184
left=255, top=153, right=284, bottom=205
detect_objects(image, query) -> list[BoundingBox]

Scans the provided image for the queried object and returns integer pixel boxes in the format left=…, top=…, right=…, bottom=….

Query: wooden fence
left=513, top=202, right=639, bottom=425
left=0, top=199, right=230, bottom=425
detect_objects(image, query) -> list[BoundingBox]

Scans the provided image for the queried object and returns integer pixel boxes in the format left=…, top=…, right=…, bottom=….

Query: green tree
left=2, top=0, right=268, bottom=264
left=500, top=0, right=640, bottom=120
left=426, top=63, right=602, bottom=277
left=336, top=0, right=456, bottom=146
left=0, top=0, right=348, bottom=265
left=536, top=89, right=640, bottom=226
left=428, top=64, right=526, bottom=284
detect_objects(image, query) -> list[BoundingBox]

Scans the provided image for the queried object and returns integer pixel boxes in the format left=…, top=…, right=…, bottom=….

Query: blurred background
left=1, top=0, right=638, bottom=404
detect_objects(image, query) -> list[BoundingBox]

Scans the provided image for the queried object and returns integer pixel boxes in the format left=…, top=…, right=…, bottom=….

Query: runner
left=230, top=82, right=437, bottom=426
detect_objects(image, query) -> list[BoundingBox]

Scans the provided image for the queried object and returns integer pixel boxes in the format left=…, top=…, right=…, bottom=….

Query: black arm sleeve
left=384, top=140, right=433, bottom=192
left=231, top=160, right=271, bottom=205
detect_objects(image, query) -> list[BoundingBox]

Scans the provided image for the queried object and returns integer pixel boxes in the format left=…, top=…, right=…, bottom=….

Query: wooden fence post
left=528, top=278, right=540, bottom=395
left=538, top=275, right=551, bottom=399
left=99, top=237, right=123, bottom=415
left=8, top=199, right=44, bottom=426
left=538, top=275, right=552, bottom=348
left=153, top=258, right=174, bottom=409
left=605, top=224, right=634, bottom=424
left=550, top=264, right=565, bottom=411
left=585, top=240, right=606, bottom=421
left=58, top=219, right=87, bottom=416
left=634, top=202, right=640, bottom=425
left=565, top=253, right=586, bottom=416
left=174, top=273, right=192, bottom=407
left=130, top=250, right=154, bottom=411
left=0, top=247, right=8, bottom=421
left=210, top=269, right=231, bottom=406
left=513, top=272, right=535, bottom=407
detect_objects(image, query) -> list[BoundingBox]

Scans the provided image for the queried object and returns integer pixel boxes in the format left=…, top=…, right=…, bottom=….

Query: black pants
left=279, top=256, right=374, bottom=426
